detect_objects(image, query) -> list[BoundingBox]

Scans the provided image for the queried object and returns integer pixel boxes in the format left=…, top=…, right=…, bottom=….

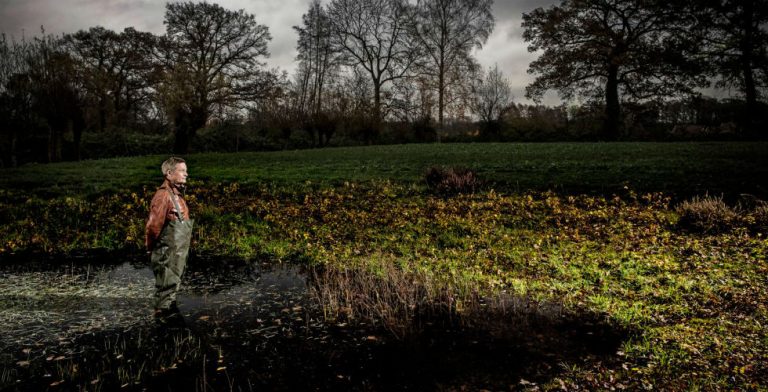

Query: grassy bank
left=1, top=143, right=767, bottom=389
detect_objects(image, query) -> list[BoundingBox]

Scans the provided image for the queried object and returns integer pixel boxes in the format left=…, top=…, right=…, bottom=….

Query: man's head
left=161, top=157, right=188, bottom=186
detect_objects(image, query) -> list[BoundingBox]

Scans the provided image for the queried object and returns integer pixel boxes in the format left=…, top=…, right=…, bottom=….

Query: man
left=145, top=157, right=194, bottom=316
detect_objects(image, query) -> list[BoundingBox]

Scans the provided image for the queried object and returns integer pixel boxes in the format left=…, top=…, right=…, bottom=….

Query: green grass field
left=1, top=142, right=767, bottom=390
left=2, top=142, right=767, bottom=198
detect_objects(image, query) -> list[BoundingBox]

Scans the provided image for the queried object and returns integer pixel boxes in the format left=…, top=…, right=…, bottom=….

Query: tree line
left=0, top=0, right=766, bottom=167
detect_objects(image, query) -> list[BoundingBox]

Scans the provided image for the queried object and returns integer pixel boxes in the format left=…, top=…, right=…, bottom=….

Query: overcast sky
left=0, top=0, right=564, bottom=104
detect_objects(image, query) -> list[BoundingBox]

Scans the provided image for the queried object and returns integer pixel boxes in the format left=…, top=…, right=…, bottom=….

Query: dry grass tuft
left=676, top=195, right=740, bottom=233
left=424, top=166, right=481, bottom=195
left=748, top=204, right=768, bottom=232
left=309, top=262, right=443, bottom=339
left=308, top=261, right=551, bottom=340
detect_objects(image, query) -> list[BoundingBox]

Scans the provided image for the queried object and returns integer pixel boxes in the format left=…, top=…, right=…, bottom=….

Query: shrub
left=676, top=195, right=739, bottom=233
left=423, top=166, right=481, bottom=195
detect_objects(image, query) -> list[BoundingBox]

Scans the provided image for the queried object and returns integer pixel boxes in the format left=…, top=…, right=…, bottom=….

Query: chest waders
left=151, top=190, right=194, bottom=310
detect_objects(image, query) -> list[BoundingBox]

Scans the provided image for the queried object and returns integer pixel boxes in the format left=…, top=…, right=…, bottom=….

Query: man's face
left=166, top=162, right=188, bottom=186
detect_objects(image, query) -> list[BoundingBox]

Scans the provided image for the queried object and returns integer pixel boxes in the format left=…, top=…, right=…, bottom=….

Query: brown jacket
left=145, top=179, right=190, bottom=251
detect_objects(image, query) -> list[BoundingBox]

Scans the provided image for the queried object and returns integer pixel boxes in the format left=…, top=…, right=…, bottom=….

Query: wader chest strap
left=167, top=189, right=185, bottom=222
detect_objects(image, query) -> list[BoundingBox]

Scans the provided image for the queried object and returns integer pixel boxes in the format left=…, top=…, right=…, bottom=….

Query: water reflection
left=0, top=260, right=311, bottom=349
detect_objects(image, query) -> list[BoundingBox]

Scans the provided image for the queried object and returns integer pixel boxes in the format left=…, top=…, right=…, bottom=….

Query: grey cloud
left=492, top=0, right=558, bottom=21
left=0, top=0, right=310, bottom=71
left=260, top=0, right=312, bottom=70
left=491, top=0, right=558, bottom=40
left=0, top=0, right=166, bottom=37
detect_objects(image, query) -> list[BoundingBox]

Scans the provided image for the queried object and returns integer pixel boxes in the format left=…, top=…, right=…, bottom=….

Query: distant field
left=1, top=142, right=767, bottom=198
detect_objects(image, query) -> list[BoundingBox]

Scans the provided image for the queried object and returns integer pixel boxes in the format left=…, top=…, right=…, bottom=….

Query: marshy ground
left=1, top=143, right=767, bottom=390
left=1, top=257, right=628, bottom=391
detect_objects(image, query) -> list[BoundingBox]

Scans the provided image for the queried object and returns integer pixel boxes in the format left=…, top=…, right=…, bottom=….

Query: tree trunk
left=73, top=127, right=82, bottom=162
left=438, top=69, right=445, bottom=144
left=603, top=64, right=621, bottom=140
left=71, top=107, right=85, bottom=161
left=47, top=124, right=63, bottom=163
left=741, top=0, right=757, bottom=136
left=0, top=126, right=18, bottom=168
left=10, top=128, right=18, bottom=167
left=98, top=95, right=107, bottom=133
left=173, top=116, right=190, bottom=155
left=373, top=81, right=381, bottom=144
left=173, top=107, right=207, bottom=154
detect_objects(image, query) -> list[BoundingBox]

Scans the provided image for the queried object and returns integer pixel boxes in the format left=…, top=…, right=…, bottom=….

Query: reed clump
left=308, top=260, right=550, bottom=340
left=423, top=166, right=481, bottom=195
left=676, top=195, right=740, bottom=233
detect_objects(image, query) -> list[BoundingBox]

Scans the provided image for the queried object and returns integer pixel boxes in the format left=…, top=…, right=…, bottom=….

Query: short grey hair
left=161, top=156, right=186, bottom=176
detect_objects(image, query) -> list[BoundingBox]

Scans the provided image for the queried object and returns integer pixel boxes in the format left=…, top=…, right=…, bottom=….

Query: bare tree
left=327, top=0, right=416, bottom=138
left=250, top=71, right=296, bottom=147
left=470, top=64, right=513, bottom=123
left=294, top=0, right=340, bottom=116
left=700, top=0, right=768, bottom=135
left=294, top=0, right=342, bottom=146
left=389, top=74, right=430, bottom=123
left=410, top=0, right=494, bottom=141
left=160, top=2, right=272, bottom=154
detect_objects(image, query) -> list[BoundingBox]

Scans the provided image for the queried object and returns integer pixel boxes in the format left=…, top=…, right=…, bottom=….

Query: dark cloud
left=492, top=0, right=557, bottom=21
left=490, top=0, right=558, bottom=40
left=474, top=0, right=559, bottom=104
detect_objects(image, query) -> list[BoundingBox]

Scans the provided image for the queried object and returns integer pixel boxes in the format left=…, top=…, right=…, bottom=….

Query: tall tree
left=19, top=33, right=86, bottom=162
left=701, top=0, right=768, bottom=135
left=294, top=0, right=341, bottom=146
left=65, top=27, right=156, bottom=133
left=410, top=0, right=494, bottom=141
left=327, top=0, right=416, bottom=138
left=0, top=34, right=33, bottom=167
left=161, top=2, right=272, bottom=154
left=523, top=0, right=706, bottom=139
left=389, top=73, right=432, bottom=124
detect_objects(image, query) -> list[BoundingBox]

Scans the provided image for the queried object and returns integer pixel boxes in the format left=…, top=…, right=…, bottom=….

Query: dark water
left=0, top=257, right=628, bottom=391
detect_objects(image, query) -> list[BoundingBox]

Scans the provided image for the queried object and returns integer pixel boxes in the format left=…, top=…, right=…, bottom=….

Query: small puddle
left=0, top=259, right=312, bottom=348
left=0, top=257, right=629, bottom=391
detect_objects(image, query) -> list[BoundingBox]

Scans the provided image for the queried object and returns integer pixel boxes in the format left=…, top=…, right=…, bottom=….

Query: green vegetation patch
left=1, top=142, right=767, bottom=198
